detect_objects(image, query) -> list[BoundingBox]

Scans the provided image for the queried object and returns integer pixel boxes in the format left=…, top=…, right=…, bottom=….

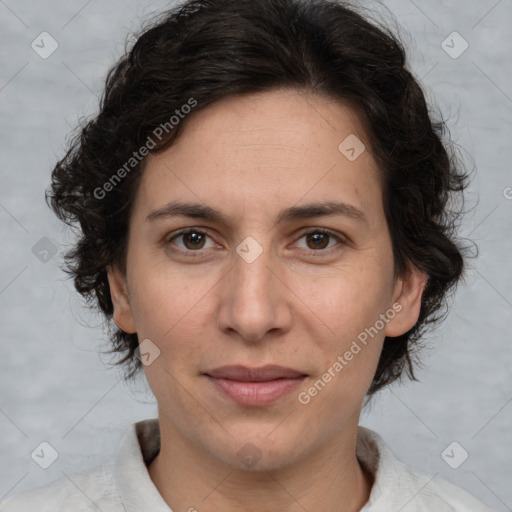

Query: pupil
left=186, top=232, right=204, bottom=249
left=309, top=233, right=328, bottom=249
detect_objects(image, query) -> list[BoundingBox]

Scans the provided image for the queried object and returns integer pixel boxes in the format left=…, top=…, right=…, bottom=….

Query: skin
left=108, top=88, right=427, bottom=512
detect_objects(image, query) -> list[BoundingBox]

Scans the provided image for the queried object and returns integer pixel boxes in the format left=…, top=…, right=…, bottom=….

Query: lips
left=205, top=364, right=306, bottom=382
left=204, top=365, right=307, bottom=406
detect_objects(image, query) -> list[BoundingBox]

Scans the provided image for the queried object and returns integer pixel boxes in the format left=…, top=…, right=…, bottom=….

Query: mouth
left=204, top=365, right=307, bottom=406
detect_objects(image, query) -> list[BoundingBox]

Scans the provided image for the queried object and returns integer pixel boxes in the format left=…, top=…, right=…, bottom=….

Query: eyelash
left=166, top=227, right=346, bottom=258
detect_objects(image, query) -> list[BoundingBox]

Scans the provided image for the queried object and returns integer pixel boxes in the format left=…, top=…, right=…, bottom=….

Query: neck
left=148, top=413, right=373, bottom=512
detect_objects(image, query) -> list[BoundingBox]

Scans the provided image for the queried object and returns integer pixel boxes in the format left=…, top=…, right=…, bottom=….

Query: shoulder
left=358, top=427, right=496, bottom=512
left=390, top=462, right=496, bottom=512
left=0, top=419, right=160, bottom=512
left=0, top=463, right=123, bottom=512
left=421, top=474, right=496, bottom=512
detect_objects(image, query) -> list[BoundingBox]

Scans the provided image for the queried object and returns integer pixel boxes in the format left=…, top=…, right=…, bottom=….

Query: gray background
left=0, top=0, right=511, bottom=510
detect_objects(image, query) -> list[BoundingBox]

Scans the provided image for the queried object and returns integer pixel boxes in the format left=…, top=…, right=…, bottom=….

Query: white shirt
left=0, top=418, right=496, bottom=511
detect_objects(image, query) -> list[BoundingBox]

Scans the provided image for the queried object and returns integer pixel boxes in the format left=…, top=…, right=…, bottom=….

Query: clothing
left=0, top=418, right=495, bottom=511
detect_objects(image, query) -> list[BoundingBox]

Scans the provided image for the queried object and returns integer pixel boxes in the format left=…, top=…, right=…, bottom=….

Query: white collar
left=114, top=418, right=171, bottom=511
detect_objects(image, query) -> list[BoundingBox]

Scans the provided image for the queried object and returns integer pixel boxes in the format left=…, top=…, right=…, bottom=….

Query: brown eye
left=181, top=231, right=207, bottom=250
left=168, top=229, right=215, bottom=254
left=295, top=228, right=345, bottom=254
left=305, top=232, right=330, bottom=250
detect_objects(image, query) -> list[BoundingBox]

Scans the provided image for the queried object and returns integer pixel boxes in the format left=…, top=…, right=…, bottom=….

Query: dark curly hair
left=46, top=0, right=472, bottom=395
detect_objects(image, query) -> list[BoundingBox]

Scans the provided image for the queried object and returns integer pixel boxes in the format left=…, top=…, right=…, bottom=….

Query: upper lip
left=205, top=365, right=306, bottom=382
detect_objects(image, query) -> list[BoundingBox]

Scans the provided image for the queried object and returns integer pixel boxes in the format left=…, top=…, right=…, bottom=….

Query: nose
left=216, top=244, right=292, bottom=344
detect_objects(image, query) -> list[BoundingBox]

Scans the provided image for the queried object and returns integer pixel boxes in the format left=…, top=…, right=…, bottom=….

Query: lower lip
left=206, top=376, right=306, bottom=406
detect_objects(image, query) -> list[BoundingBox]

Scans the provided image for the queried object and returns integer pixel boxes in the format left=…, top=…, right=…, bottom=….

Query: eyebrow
left=146, top=200, right=368, bottom=226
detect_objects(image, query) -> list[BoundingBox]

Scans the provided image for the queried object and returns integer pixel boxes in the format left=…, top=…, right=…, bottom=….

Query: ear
left=107, top=265, right=137, bottom=334
left=385, top=265, right=428, bottom=338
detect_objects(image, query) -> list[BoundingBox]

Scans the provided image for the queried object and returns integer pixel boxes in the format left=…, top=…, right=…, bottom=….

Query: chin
left=201, top=423, right=313, bottom=472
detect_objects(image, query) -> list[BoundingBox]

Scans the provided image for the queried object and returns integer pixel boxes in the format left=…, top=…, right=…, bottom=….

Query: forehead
left=135, top=88, right=382, bottom=226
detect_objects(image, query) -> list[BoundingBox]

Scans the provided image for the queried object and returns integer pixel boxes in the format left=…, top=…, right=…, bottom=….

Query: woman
left=0, top=0, right=496, bottom=510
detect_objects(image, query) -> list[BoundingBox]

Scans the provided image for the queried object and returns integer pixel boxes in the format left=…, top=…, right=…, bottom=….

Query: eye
left=294, top=228, right=346, bottom=254
left=167, top=228, right=218, bottom=256
left=166, top=227, right=346, bottom=258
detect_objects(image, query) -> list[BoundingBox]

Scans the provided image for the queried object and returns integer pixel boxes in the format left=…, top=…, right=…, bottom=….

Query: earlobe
left=107, top=265, right=137, bottom=334
left=385, top=266, right=427, bottom=338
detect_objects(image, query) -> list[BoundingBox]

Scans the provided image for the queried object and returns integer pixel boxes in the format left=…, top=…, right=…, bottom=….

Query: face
left=109, top=88, right=426, bottom=471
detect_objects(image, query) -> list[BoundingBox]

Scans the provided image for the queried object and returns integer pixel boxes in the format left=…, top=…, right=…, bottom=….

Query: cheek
left=130, top=270, right=211, bottom=417
left=127, top=261, right=215, bottom=363
left=300, top=292, right=386, bottom=418
left=293, top=255, right=394, bottom=339
left=290, top=255, right=393, bottom=404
